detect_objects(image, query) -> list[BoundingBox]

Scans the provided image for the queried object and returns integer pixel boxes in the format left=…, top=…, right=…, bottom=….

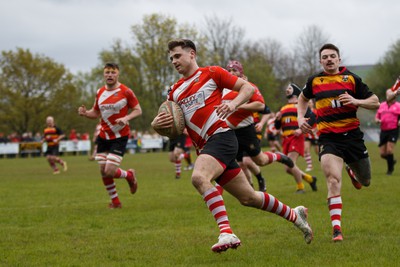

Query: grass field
left=0, top=143, right=399, bottom=266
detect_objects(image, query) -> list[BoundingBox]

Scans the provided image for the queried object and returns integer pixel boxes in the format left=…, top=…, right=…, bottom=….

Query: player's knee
left=103, top=170, right=114, bottom=178
left=252, top=156, right=263, bottom=166
left=191, top=173, right=204, bottom=190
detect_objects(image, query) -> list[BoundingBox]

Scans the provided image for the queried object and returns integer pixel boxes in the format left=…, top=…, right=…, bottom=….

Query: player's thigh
left=192, top=154, right=224, bottom=182
left=320, top=153, right=343, bottom=181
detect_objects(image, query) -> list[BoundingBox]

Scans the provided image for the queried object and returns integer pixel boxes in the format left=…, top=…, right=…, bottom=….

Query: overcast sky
left=1, top=0, right=399, bottom=74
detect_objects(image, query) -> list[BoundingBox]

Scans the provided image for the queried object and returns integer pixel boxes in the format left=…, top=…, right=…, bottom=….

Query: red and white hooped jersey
left=222, top=83, right=265, bottom=129
left=168, top=66, right=238, bottom=151
left=94, top=83, right=139, bottom=140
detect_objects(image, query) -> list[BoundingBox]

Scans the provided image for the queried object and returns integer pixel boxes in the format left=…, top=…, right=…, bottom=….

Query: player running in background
left=375, top=88, right=400, bottom=175
left=42, top=116, right=67, bottom=174
left=78, top=63, right=141, bottom=209
left=224, top=60, right=293, bottom=192
left=304, top=100, right=319, bottom=171
left=168, top=133, right=187, bottom=179
left=265, top=112, right=282, bottom=152
left=297, top=43, right=379, bottom=242
left=275, top=83, right=318, bottom=193
left=152, top=39, right=312, bottom=252
left=183, top=132, right=194, bottom=171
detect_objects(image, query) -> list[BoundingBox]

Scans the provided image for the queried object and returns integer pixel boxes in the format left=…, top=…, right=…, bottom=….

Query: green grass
left=0, top=143, right=399, bottom=266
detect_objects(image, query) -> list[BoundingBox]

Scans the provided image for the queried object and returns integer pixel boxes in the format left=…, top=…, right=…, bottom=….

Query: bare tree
left=202, top=15, right=246, bottom=66
left=294, top=25, right=330, bottom=79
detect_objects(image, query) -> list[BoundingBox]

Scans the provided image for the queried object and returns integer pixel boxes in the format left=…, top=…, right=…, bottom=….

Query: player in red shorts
left=78, top=63, right=142, bottom=209
left=152, top=39, right=313, bottom=252
left=275, top=83, right=318, bottom=193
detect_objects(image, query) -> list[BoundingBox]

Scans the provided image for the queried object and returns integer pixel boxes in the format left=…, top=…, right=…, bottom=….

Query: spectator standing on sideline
left=78, top=63, right=142, bottom=209
left=275, top=83, right=318, bottom=193
left=152, top=39, right=313, bottom=252
left=42, top=116, right=67, bottom=174
left=297, top=43, right=379, bottom=242
left=375, top=88, right=400, bottom=175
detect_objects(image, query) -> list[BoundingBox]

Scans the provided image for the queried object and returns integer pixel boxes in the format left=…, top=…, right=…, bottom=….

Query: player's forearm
left=297, top=94, right=309, bottom=119
left=231, top=83, right=255, bottom=110
left=83, top=109, right=99, bottom=119
left=126, top=106, right=143, bottom=121
left=238, top=101, right=264, bottom=112
left=355, top=95, right=380, bottom=110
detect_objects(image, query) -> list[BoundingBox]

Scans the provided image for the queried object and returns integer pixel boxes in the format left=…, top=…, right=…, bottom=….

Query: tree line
left=0, top=13, right=399, bottom=136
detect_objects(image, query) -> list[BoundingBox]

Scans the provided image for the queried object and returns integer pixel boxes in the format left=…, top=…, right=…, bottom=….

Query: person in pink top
left=78, top=63, right=142, bottom=209
left=375, top=88, right=400, bottom=175
left=152, top=39, right=313, bottom=253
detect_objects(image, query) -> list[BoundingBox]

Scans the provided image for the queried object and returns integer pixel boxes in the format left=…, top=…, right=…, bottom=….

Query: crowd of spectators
left=0, top=128, right=167, bottom=158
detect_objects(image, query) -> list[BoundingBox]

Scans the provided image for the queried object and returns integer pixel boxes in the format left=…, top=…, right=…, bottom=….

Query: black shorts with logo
left=234, top=124, right=261, bottom=161
left=96, top=136, right=128, bottom=157
left=318, top=128, right=369, bottom=164
left=200, top=130, right=240, bottom=171
left=379, top=128, right=399, bottom=146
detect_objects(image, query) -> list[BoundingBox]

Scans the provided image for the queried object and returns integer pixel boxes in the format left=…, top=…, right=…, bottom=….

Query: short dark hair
left=104, top=62, right=119, bottom=70
left=167, top=39, right=196, bottom=52
left=319, top=43, right=340, bottom=58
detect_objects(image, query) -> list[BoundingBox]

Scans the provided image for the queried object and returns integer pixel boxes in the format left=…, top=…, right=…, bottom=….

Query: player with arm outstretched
left=78, top=63, right=142, bottom=209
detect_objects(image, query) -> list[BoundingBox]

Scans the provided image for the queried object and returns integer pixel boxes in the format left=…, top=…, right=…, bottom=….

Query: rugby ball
left=153, top=101, right=185, bottom=139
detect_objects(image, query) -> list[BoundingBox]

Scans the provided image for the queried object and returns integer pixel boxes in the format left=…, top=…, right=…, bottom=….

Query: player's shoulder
left=97, top=86, right=106, bottom=93
left=202, top=66, right=226, bottom=74
left=119, top=83, right=132, bottom=91
left=308, top=71, right=326, bottom=82
left=119, top=83, right=136, bottom=95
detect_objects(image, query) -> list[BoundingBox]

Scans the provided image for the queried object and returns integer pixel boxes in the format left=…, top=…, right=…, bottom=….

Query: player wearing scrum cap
left=152, top=38, right=313, bottom=253
left=78, top=63, right=142, bottom=209
left=275, top=83, right=318, bottom=193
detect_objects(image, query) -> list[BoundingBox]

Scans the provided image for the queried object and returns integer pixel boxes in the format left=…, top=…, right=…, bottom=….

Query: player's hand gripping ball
left=152, top=101, right=185, bottom=139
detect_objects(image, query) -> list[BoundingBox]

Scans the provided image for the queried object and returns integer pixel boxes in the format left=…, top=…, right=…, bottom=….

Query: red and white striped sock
left=114, top=168, right=131, bottom=179
left=258, top=191, right=297, bottom=222
left=102, top=177, right=120, bottom=205
left=263, top=152, right=281, bottom=164
left=304, top=152, right=313, bottom=169
left=215, top=183, right=224, bottom=194
left=203, top=187, right=232, bottom=234
left=175, top=160, right=181, bottom=177
left=328, top=195, right=342, bottom=231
